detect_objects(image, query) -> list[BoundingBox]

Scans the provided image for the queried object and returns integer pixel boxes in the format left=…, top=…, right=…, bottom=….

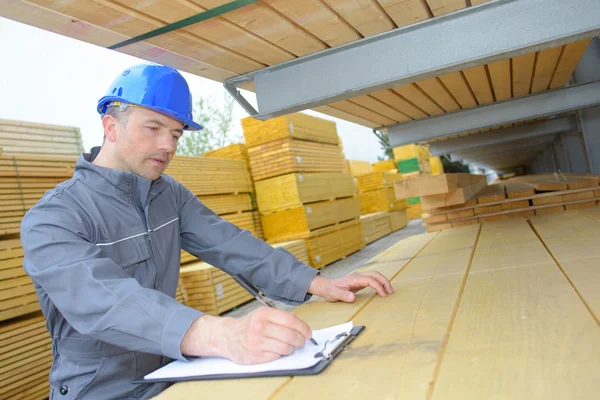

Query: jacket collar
left=74, top=146, right=168, bottom=208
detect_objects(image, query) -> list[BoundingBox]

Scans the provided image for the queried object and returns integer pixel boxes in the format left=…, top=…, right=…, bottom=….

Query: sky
left=0, top=17, right=384, bottom=163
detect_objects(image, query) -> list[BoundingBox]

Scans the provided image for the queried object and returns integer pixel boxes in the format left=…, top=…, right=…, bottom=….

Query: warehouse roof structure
left=2, top=0, right=599, bottom=173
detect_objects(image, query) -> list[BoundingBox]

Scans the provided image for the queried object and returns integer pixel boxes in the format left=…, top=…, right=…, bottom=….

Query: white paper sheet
left=145, top=321, right=353, bottom=380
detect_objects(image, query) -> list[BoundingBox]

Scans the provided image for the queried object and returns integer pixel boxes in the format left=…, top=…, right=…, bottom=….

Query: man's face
left=113, top=107, right=184, bottom=181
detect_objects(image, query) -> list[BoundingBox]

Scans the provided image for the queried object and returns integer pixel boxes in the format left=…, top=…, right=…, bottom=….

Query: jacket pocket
left=98, top=235, right=154, bottom=287
left=51, top=354, right=107, bottom=399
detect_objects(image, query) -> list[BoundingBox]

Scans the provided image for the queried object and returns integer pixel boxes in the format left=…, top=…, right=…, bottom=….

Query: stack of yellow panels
left=255, top=172, right=355, bottom=213
left=204, top=143, right=250, bottom=171
left=0, top=312, right=52, bottom=400
left=262, top=197, right=360, bottom=242
left=360, top=212, right=393, bottom=245
left=358, top=187, right=408, bottom=214
left=304, top=220, right=365, bottom=269
left=166, top=156, right=253, bottom=195
left=388, top=210, right=410, bottom=232
left=242, top=114, right=339, bottom=148
left=247, top=138, right=346, bottom=181
left=0, top=119, right=83, bottom=157
left=372, top=159, right=397, bottom=173
left=356, top=171, right=405, bottom=193
left=0, top=238, right=38, bottom=322
left=179, top=262, right=252, bottom=316
left=346, top=160, right=372, bottom=177
left=197, top=193, right=253, bottom=216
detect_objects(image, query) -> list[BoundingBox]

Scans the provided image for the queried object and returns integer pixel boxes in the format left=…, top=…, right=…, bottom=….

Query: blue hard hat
left=97, top=64, right=203, bottom=131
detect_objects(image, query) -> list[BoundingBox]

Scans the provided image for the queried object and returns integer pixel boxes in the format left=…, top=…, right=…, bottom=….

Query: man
left=21, top=64, right=393, bottom=399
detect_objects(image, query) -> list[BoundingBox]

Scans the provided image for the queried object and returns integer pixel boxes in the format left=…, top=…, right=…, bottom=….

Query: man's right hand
left=180, top=307, right=313, bottom=364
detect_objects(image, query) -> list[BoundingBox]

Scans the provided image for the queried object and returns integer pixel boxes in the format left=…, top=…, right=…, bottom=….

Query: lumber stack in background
left=0, top=312, right=51, bottom=400
left=204, top=143, right=250, bottom=172
left=360, top=212, right=393, bottom=245
left=0, top=238, right=38, bottom=322
left=405, top=174, right=600, bottom=232
left=0, top=119, right=83, bottom=157
left=346, top=160, right=372, bottom=177
left=243, top=113, right=364, bottom=269
left=372, top=159, right=397, bottom=173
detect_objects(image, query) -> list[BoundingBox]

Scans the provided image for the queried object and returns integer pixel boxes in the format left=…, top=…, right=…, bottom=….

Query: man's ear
left=102, top=115, right=120, bottom=143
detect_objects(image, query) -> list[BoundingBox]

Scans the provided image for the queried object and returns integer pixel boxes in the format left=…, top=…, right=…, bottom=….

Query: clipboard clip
left=313, top=326, right=365, bottom=360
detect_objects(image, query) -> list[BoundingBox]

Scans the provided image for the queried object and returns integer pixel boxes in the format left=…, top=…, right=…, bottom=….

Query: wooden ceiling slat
left=376, top=0, right=431, bottom=28
left=463, top=65, right=495, bottom=105
left=322, top=0, right=396, bottom=37
left=330, top=101, right=397, bottom=126
left=312, top=105, right=379, bottom=128
left=190, top=0, right=329, bottom=57
left=392, top=84, right=445, bottom=116
left=550, top=39, right=592, bottom=89
left=488, top=59, right=512, bottom=101
left=369, top=90, right=428, bottom=120
left=263, top=0, right=361, bottom=47
left=512, top=53, right=535, bottom=98
left=122, top=0, right=294, bottom=65
left=350, top=95, right=412, bottom=123
left=415, top=78, right=461, bottom=113
left=438, top=72, right=478, bottom=109
left=531, top=46, right=562, bottom=93
left=426, top=0, right=468, bottom=17
left=27, top=0, right=263, bottom=73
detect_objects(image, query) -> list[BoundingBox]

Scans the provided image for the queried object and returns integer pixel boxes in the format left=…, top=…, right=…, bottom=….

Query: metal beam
left=428, top=116, right=576, bottom=156
left=388, top=81, right=600, bottom=147
left=224, top=0, right=600, bottom=120
left=450, top=135, right=559, bottom=160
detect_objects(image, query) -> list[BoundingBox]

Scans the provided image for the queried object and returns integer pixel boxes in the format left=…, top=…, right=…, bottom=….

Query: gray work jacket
left=20, top=147, right=318, bottom=399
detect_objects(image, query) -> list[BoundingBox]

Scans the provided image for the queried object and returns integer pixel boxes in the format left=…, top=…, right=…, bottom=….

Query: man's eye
left=147, top=126, right=159, bottom=131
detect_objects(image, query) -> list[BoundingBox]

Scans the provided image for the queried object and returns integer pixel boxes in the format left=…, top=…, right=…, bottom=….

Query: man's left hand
left=308, top=272, right=394, bottom=303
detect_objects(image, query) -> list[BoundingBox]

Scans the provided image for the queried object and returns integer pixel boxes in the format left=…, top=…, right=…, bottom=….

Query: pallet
left=247, top=138, right=346, bottom=182
left=360, top=212, right=393, bottom=245
left=0, top=312, right=51, bottom=400
left=254, top=172, right=355, bottom=213
left=304, top=219, right=365, bottom=269
left=0, top=238, right=39, bottom=322
left=359, top=187, right=408, bottom=215
left=261, top=197, right=360, bottom=242
left=165, top=156, right=253, bottom=195
left=242, top=113, right=339, bottom=148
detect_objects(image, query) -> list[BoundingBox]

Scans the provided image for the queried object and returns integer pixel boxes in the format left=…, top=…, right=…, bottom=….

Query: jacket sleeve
left=20, top=195, right=202, bottom=361
left=176, top=181, right=318, bottom=305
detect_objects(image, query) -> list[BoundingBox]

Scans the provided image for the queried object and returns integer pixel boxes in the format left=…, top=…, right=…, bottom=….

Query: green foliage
left=376, top=132, right=394, bottom=161
left=441, top=155, right=470, bottom=173
left=176, top=93, right=242, bottom=156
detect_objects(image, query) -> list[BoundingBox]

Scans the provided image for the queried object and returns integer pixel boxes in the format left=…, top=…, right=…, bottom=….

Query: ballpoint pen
left=233, top=274, right=318, bottom=346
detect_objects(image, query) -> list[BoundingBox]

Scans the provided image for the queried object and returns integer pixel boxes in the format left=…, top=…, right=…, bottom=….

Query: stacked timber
left=347, top=160, right=372, bottom=177
left=0, top=238, right=38, bottom=322
left=388, top=210, right=410, bottom=232
left=0, top=119, right=83, bottom=156
left=204, top=143, right=250, bottom=171
left=400, top=174, right=600, bottom=232
left=243, top=113, right=364, bottom=269
left=0, top=312, right=52, bottom=400
left=372, top=159, right=397, bottom=173
left=392, top=143, right=435, bottom=219
left=360, top=212, right=392, bottom=245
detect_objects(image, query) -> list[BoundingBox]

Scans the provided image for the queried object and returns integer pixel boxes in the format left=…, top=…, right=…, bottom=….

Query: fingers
left=360, top=271, right=394, bottom=294
left=261, top=308, right=312, bottom=341
left=261, top=321, right=307, bottom=349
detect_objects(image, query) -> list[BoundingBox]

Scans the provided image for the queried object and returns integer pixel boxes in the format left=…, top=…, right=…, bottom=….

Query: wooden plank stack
left=0, top=312, right=52, bottom=400
left=400, top=173, right=600, bottom=232
left=0, top=119, right=83, bottom=156
left=346, top=160, right=372, bottom=177
left=393, top=144, right=432, bottom=176
left=204, top=143, right=250, bottom=172
left=388, top=209, right=410, bottom=232
left=372, top=159, right=397, bottom=173
left=0, top=238, right=39, bottom=322
left=360, top=212, right=393, bottom=245
left=243, top=113, right=364, bottom=269
left=356, top=172, right=408, bottom=215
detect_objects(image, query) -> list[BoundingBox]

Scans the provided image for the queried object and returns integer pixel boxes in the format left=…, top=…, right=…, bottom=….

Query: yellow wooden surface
left=203, top=143, right=250, bottom=170
left=197, top=193, right=253, bottom=215
left=360, top=212, right=392, bottom=244
left=407, top=202, right=423, bottom=220
left=242, top=113, right=338, bottom=148
left=254, top=172, right=355, bottom=213
left=394, top=173, right=485, bottom=198
left=261, top=197, right=360, bottom=242
left=359, top=187, right=408, bottom=214
left=247, top=138, right=346, bottom=182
